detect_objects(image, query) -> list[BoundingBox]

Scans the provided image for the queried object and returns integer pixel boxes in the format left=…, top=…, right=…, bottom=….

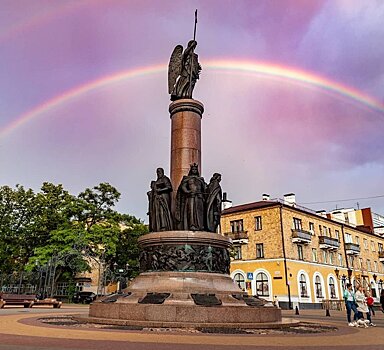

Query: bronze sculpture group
left=148, top=34, right=223, bottom=233
left=147, top=164, right=222, bottom=233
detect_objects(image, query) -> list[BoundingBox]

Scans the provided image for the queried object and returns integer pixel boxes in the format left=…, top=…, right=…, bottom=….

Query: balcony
left=224, top=231, right=249, bottom=244
left=345, top=242, right=360, bottom=255
left=319, top=236, right=340, bottom=250
left=379, top=251, right=384, bottom=263
left=291, top=229, right=312, bottom=244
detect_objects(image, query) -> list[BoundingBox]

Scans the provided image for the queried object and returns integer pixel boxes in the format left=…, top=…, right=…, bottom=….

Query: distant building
left=221, top=194, right=384, bottom=309
left=327, top=207, right=384, bottom=237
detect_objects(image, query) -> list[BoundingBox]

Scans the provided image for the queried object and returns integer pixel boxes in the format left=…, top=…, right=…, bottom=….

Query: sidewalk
left=0, top=306, right=383, bottom=349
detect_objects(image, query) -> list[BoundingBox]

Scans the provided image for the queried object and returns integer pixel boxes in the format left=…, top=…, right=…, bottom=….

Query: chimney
left=283, top=193, right=296, bottom=206
left=262, top=193, right=270, bottom=201
left=316, top=210, right=327, bottom=218
left=222, top=192, right=233, bottom=210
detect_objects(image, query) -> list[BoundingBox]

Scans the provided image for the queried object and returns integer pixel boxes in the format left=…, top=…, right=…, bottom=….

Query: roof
left=222, top=200, right=279, bottom=215
left=222, top=199, right=379, bottom=237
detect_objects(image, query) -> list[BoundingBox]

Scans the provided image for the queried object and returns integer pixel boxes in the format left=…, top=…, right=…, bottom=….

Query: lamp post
left=334, top=268, right=353, bottom=290
left=114, top=262, right=129, bottom=294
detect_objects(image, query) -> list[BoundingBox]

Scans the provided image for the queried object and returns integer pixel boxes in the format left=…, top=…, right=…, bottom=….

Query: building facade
left=221, top=196, right=384, bottom=309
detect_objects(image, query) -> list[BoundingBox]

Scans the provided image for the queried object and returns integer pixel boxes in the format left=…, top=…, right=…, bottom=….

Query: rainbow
left=0, top=1, right=92, bottom=44
left=1, top=60, right=383, bottom=138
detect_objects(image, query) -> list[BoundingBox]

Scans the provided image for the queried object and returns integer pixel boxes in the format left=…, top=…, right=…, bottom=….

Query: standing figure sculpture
left=175, top=163, right=206, bottom=231
left=147, top=168, right=173, bottom=232
left=206, top=173, right=222, bottom=232
left=168, top=40, right=201, bottom=101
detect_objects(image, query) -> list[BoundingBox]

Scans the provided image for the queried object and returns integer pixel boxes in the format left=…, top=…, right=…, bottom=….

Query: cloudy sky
left=0, top=0, right=383, bottom=221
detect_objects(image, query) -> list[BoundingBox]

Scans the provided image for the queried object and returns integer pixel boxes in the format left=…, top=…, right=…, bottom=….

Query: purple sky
left=0, top=0, right=383, bottom=221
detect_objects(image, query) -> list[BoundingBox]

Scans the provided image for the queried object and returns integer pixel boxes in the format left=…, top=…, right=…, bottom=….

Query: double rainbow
left=1, top=60, right=383, bottom=138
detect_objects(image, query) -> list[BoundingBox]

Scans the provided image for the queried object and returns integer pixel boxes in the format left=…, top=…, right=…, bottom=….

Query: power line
left=300, top=194, right=384, bottom=205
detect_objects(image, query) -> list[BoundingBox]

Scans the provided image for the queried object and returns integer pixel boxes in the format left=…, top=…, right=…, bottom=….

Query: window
left=256, top=272, right=269, bottom=296
left=256, top=243, right=264, bottom=258
left=363, top=238, right=368, bottom=249
left=367, top=259, right=371, bottom=271
left=233, top=246, right=242, bottom=260
left=344, top=212, right=350, bottom=224
left=329, top=252, right=334, bottom=265
left=230, top=219, right=243, bottom=233
left=233, top=273, right=245, bottom=291
left=359, top=258, right=363, bottom=269
left=293, top=218, right=302, bottom=230
left=255, top=216, right=262, bottom=231
left=312, top=248, right=318, bottom=262
left=309, top=222, right=315, bottom=234
left=319, top=225, right=322, bottom=235
left=338, top=253, right=343, bottom=267
left=335, top=230, right=340, bottom=241
left=299, top=274, right=308, bottom=297
left=371, top=241, right=375, bottom=251
left=355, top=236, right=360, bottom=245
left=344, top=233, right=352, bottom=243
left=329, top=277, right=336, bottom=299
left=323, top=250, right=328, bottom=264
left=328, top=228, right=332, bottom=237
left=378, top=243, right=383, bottom=253
left=315, top=275, right=323, bottom=298
left=298, top=245, right=304, bottom=260
left=374, top=261, right=378, bottom=272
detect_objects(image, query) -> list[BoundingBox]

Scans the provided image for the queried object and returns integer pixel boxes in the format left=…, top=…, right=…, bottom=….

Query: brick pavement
left=0, top=306, right=383, bottom=349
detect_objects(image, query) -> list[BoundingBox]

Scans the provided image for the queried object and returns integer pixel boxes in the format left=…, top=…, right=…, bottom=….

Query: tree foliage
left=0, top=182, right=148, bottom=283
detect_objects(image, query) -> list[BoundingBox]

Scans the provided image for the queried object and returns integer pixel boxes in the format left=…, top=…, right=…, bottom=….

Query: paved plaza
left=0, top=305, right=383, bottom=350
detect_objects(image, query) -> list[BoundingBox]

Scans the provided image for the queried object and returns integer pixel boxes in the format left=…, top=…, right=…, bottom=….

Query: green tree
left=0, top=185, right=38, bottom=273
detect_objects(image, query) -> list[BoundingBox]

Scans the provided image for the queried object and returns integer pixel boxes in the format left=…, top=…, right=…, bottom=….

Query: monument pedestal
left=170, top=99, right=204, bottom=194
left=87, top=231, right=282, bottom=328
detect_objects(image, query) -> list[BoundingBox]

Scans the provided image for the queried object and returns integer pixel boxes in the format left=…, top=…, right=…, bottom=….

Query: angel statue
left=168, top=40, right=202, bottom=101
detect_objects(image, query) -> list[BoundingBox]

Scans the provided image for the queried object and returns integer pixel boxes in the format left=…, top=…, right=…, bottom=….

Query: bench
left=0, top=293, right=36, bottom=308
left=33, top=298, right=62, bottom=308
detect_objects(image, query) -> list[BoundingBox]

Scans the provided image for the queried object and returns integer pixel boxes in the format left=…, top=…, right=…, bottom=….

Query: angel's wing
left=168, top=45, right=183, bottom=94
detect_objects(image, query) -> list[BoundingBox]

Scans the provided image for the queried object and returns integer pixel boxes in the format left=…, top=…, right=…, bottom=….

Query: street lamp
left=114, top=263, right=129, bottom=294
left=334, top=268, right=353, bottom=288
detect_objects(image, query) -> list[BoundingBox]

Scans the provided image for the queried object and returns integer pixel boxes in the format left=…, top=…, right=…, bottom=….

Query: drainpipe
left=340, top=224, right=350, bottom=284
left=279, top=204, right=292, bottom=309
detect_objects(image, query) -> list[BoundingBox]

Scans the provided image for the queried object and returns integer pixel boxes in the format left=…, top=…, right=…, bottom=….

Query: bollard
left=295, top=306, right=299, bottom=315
left=325, top=308, right=331, bottom=317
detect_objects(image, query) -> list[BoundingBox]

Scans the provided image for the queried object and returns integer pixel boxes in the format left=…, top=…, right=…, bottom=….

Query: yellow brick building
left=221, top=196, right=384, bottom=309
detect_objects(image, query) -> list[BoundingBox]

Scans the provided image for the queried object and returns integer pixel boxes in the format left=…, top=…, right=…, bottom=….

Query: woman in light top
left=343, top=283, right=359, bottom=327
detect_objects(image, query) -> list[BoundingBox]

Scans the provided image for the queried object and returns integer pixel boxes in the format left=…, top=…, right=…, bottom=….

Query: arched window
left=233, top=273, right=245, bottom=291
left=256, top=272, right=269, bottom=296
left=315, top=275, right=323, bottom=298
left=353, top=278, right=359, bottom=291
left=329, top=277, right=336, bottom=299
left=371, top=282, right=377, bottom=298
left=300, top=274, right=308, bottom=297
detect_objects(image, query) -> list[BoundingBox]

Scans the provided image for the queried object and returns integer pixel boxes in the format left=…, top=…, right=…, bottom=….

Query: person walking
left=355, top=286, right=375, bottom=327
left=343, top=283, right=359, bottom=327
left=365, top=290, right=375, bottom=317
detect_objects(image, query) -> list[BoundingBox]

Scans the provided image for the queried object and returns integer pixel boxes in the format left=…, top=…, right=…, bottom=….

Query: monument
left=88, top=12, right=282, bottom=328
